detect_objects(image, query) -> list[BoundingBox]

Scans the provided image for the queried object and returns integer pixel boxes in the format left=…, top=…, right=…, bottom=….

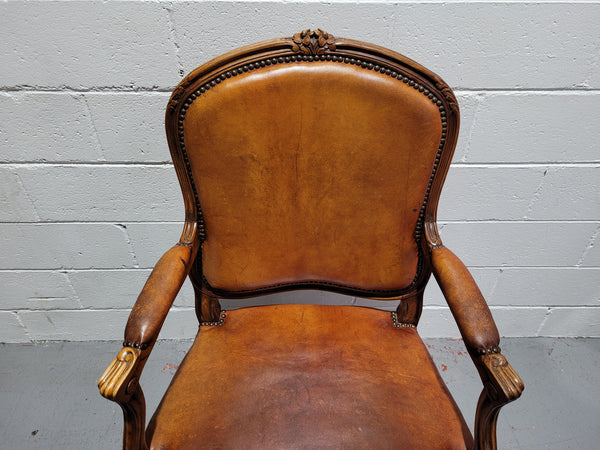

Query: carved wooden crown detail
left=292, top=29, right=336, bottom=55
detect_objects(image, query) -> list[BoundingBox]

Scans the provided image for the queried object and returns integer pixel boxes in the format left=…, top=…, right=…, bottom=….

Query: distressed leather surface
left=431, top=246, right=500, bottom=352
left=147, top=304, right=472, bottom=449
left=182, top=62, right=442, bottom=293
left=124, top=244, right=192, bottom=347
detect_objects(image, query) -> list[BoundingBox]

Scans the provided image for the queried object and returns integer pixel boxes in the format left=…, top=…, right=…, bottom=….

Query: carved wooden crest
left=292, top=29, right=336, bottom=55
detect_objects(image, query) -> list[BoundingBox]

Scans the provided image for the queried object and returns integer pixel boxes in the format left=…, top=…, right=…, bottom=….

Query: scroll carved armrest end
left=98, top=346, right=142, bottom=404
left=480, top=352, right=524, bottom=403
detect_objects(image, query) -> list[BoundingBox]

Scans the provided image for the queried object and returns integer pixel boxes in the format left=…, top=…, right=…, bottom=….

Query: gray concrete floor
left=1, top=337, right=598, bottom=449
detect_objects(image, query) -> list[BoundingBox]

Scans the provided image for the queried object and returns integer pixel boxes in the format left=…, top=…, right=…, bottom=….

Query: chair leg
left=473, top=353, right=524, bottom=450
left=120, top=385, right=148, bottom=450
left=474, top=385, right=501, bottom=450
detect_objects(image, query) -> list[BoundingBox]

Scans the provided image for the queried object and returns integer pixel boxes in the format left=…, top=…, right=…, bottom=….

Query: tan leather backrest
left=167, top=33, right=458, bottom=298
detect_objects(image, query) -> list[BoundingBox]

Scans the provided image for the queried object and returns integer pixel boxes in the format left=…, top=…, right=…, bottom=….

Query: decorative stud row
left=122, top=340, right=150, bottom=350
left=175, top=52, right=449, bottom=294
left=200, top=311, right=227, bottom=327
left=391, top=312, right=416, bottom=328
left=476, top=346, right=501, bottom=355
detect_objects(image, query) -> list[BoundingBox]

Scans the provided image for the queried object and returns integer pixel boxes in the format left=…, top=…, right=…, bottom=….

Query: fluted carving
left=99, top=347, right=148, bottom=449
left=482, top=353, right=524, bottom=402
left=474, top=353, right=524, bottom=449
left=99, top=347, right=140, bottom=402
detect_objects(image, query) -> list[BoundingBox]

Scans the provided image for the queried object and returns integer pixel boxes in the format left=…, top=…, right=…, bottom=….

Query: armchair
left=99, top=29, right=523, bottom=449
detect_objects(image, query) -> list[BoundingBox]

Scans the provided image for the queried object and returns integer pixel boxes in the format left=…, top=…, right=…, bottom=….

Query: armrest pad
left=124, top=243, right=193, bottom=347
left=431, top=246, right=500, bottom=352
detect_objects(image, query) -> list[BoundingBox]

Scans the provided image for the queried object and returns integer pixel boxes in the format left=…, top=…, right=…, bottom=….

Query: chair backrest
left=166, top=29, right=459, bottom=301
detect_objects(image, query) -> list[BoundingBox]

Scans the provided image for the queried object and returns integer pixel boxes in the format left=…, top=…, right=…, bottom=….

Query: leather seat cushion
left=147, top=304, right=473, bottom=449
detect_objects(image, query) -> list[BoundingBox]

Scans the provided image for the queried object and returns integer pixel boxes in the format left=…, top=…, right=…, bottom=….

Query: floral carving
left=292, top=29, right=336, bottom=55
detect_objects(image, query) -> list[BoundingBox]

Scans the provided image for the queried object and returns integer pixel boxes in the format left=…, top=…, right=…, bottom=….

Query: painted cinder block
left=125, top=222, right=184, bottom=268
left=0, top=93, right=101, bottom=163
left=439, top=222, right=598, bottom=267
left=580, top=228, right=600, bottom=267
left=490, top=307, right=550, bottom=337
left=492, top=268, right=600, bottom=307
left=17, top=308, right=200, bottom=341
left=0, top=167, right=39, bottom=222
left=0, top=311, right=29, bottom=343
left=13, top=165, right=183, bottom=222
left=538, top=307, right=600, bottom=337
left=84, top=93, right=172, bottom=162
left=0, top=223, right=134, bottom=270
left=418, top=306, right=549, bottom=338
left=1, top=1, right=179, bottom=89
left=526, top=166, right=600, bottom=221
left=2, top=2, right=596, bottom=90
left=6, top=164, right=597, bottom=224
left=439, top=166, right=600, bottom=222
left=459, top=93, right=600, bottom=163
left=439, top=166, right=546, bottom=221
left=171, top=2, right=599, bottom=89
left=17, top=309, right=131, bottom=341
left=0, top=271, right=78, bottom=310
left=0, top=92, right=172, bottom=163
left=1, top=1, right=598, bottom=341
left=68, top=269, right=195, bottom=309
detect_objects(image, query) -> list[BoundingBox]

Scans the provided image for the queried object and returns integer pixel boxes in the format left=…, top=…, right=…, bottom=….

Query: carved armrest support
left=99, top=346, right=152, bottom=450
left=474, top=352, right=524, bottom=450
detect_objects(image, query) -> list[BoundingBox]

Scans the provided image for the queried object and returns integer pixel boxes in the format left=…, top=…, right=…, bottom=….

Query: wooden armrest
left=431, top=245, right=523, bottom=449
left=124, top=243, right=193, bottom=348
left=98, top=241, right=195, bottom=449
left=431, top=246, right=500, bottom=353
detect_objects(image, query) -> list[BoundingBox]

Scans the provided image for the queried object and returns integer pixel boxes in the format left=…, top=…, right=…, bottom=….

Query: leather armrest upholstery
left=431, top=246, right=500, bottom=353
left=124, top=243, right=193, bottom=348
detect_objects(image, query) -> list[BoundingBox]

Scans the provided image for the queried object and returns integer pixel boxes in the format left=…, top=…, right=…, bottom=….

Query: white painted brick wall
left=1, top=1, right=598, bottom=342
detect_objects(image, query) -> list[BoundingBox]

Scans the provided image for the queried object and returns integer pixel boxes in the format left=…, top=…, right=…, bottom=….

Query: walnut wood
left=394, top=285, right=426, bottom=326
left=474, top=353, right=525, bottom=450
left=189, top=250, right=222, bottom=323
left=98, top=346, right=149, bottom=449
